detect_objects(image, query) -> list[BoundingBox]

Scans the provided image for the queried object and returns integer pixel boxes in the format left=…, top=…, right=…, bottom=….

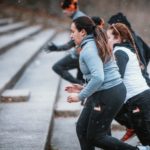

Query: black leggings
left=76, top=83, right=138, bottom=150
left=125, top=89, right=150, bottom=145
left=52, top=54, right=83, bottom=84
left=115, top=104, right=134, bottom=129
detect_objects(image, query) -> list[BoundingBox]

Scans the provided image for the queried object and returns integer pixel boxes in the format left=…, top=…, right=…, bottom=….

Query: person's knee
left=87, top=131, right=105, bottom=144
left=76, top=122, right=82, bottom=136
left=52, top=63, right=61, bottom=73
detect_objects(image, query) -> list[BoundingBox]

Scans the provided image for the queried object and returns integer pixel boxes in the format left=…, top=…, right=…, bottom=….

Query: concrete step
left=0, top=31, right=70, bottom=150
left=0, top=21, right=28, bottom=35
left=0, top=29, right=55, bottom=96
left=51, top=117, right=81, bottom=150
left=55, top=79, right=82, bottom=117
left=0, top=18, right=13, bottom=26
left=0, top=25, right=42, bottom=54
left=51, top=117, right=139, bottom=150
left=1, top=89, right=30, bottom=102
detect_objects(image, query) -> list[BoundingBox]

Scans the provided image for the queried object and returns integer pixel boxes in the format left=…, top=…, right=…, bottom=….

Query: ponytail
left=73, top=16, right=112, bottom=63
left=93, top=26, right=112, bottom=62
left=127, top=30, right=144, bottom=69
left=109, top=23, right=144, bottom=69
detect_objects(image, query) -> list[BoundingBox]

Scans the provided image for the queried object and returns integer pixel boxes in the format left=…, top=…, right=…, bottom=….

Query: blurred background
left=0, top=0, right=150, bottom=43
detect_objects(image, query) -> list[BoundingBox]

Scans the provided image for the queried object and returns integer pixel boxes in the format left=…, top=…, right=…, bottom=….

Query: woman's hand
left=67, top=93, right=80, bottom=103
left=65, top=84, right=84, bottom=93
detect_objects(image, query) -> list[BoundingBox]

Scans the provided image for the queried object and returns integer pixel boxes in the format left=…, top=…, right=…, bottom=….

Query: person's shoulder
left=76, top=10, right=87, bottom=17
left=82, top=42, right=98, bottom=57
left=114, top=44, right=131, bottom=53
left=115, top=50, right=128, bottom=57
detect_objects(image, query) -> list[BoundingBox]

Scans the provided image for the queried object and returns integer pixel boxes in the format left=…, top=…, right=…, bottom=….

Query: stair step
left=0, top=21, right=28, bottom=34
left=51, top=117, right=139, bottom=150
left=55, top=79, right=82, bottom=117
left=0, top=18, right=13, bottom=26
left=1, top=89, right=30, bottom=102
left=0, top=29, right=55, bottom=95
left=0, top=25, right=42, bottom=53
left=0, top=31, right=70, bottom=150
left=111, top=120, right=126, bottom=131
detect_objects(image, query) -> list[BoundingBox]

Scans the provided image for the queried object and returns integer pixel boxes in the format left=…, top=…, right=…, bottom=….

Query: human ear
left=81, top=29, right=87, bottom=37
left=113, top=35, right=120, bottom=43
left=116, top=36, right=122, bottom=43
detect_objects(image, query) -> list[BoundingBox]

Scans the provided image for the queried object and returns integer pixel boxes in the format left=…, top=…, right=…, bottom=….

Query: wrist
left=78, top=93, right=85, bottom=102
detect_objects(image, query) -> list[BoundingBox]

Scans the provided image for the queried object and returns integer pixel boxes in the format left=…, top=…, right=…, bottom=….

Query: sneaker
left=121, top=128, right=135, bottom=141
left=146, top=146, right=150, bottom=150
left=137, top=145, right=150, bottom=150
left=145, top=146, right=150, bottom=150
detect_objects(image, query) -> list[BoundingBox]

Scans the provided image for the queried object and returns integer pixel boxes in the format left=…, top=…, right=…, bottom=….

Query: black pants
left=76, top=83, right=137, bottom=150
left=124, top=89, right=150, bottom=145
left=52, top=54, right=83, bottom=84
left=115, top=77, right=150, bottom=130
left=115, top=104, right=134, bottom=129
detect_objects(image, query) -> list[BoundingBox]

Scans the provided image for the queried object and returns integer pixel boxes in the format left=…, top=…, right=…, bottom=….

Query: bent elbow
left=95, top=75, right=104, bottom=86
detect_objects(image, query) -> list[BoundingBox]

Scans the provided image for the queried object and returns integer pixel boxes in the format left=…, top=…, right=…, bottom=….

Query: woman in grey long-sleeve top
left=65, top=16, right=150, bottom=150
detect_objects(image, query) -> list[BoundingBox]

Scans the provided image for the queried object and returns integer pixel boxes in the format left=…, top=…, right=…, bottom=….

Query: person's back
left=78, top=34, right=122, bottom=101
left=108, top=12, right=150, bottom=86
left=114, top=43, right=149, bottom=101
left=71, top=9, right=86, bottom=20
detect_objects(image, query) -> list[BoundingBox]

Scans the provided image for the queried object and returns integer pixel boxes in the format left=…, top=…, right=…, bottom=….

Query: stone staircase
left=0, top=17, right=70, bottom=150
left=0, top=18, right=13, bottom=26
left=0, top=21, right=28, bottom=35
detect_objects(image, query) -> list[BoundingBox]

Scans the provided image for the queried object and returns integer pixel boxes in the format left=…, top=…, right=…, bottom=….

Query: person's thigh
left=130, top=90, right=150, bottom=145
left=115, top=104, right=134, bottom=129
left=87, top=83, right=126, bottom=139
left=76, top=96, right=94, bottom=135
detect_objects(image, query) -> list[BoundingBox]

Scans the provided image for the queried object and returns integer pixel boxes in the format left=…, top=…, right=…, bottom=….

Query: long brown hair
left=73, top=16, right=112, bottom=63
left=108, top=23, right=144, bottom=69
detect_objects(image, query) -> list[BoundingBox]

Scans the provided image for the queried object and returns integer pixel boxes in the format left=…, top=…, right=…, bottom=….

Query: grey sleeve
left=78, top=48, right=104, bottom=101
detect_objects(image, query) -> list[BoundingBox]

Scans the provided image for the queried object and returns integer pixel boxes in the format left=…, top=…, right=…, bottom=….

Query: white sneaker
left=137, top=145, right=150, bottom=150
left=146, top=146, right=150, bottom=150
